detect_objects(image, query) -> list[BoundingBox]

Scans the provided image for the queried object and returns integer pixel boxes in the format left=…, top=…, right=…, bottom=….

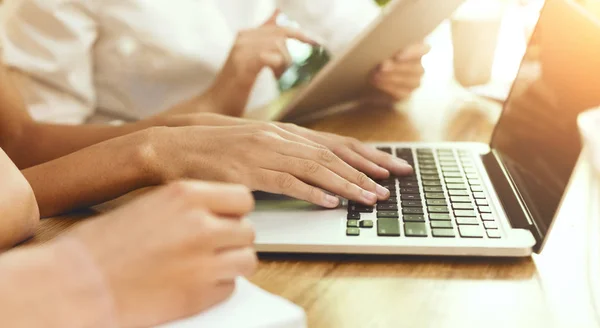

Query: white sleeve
left=276, top=0, right=381, bottom=55
left=1, top=0, right=98, bottom=124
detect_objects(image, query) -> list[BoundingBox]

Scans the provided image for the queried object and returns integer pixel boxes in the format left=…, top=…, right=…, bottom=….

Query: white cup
left=451, top=0, right=505, bottom=87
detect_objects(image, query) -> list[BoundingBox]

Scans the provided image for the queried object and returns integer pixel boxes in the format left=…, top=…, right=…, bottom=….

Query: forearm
left=0, top=237, right=116, bottom=328
left=21, top=130, right=160, bottom=217
left=5, top=119, right=157, bottom=169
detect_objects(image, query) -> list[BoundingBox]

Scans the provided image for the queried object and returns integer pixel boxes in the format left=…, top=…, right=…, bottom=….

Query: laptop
left=248, top=0, right=600, bottom=257
left=247, top=0, right=466, bottom=123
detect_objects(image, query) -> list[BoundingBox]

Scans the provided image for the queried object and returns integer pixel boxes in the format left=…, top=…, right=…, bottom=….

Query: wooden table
left=34, top=20, right=599, bottom=328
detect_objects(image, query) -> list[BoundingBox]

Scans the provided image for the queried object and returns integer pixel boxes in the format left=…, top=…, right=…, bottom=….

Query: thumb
left=262, top=9, right=281, bottom=26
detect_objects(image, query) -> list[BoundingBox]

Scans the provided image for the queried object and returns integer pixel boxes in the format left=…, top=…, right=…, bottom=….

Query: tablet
left=273, top=0, right=466, bottom=122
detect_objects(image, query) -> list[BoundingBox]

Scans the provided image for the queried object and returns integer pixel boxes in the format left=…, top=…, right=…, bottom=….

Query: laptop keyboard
left=345, top=147, right=502, bottom=239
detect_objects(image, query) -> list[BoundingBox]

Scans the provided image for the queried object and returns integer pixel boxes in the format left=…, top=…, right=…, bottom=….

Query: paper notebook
left=158, top=277, right=306, bottom=328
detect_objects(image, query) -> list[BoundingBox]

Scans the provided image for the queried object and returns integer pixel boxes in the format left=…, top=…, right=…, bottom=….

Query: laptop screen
left=490, top=0, right=600, bottom=236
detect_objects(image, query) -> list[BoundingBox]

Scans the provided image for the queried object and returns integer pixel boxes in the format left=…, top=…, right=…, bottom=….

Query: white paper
left=158, top=277, right=307, bottom=328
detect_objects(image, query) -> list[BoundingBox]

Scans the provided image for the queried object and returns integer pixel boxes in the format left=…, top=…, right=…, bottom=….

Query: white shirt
left=1, top=0, right=380, bottom=124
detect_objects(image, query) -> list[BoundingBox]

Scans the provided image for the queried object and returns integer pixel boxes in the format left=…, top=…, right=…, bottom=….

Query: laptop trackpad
left=253, top=191, right=324, bottom=212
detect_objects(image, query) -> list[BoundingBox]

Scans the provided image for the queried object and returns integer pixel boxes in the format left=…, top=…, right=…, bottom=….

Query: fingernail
left=324, top=195, right=340, bottom=208
left=361, top=190, right=378, bottom=204
left=376, top=185, right=390, bottom=198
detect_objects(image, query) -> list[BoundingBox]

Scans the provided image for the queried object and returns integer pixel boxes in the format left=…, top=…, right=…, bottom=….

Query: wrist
left=129, top=127, right=176, bottom=185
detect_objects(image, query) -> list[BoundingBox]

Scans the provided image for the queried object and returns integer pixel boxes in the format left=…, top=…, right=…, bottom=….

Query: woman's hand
left=64, top=181, right=257, bottom=328
left=166, top=22, right=316, bottom=118
left=143, top=123, right=412, bottom=208
left=369, top=43, right=430, bottom=101
left=161, top=113, right=413, bottom=180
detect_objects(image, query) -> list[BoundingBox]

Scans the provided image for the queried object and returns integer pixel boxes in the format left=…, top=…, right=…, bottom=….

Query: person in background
left=0, top=0, right=429, bottom=123
left=0, top=149, right=257, bottom=327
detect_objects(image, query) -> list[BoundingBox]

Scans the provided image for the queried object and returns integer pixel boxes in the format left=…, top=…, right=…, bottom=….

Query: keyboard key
left=438, top=155, right=456, bottom=161
left=450, top=196, right=471, bottom=203
left=445, top=178, right=465, bottom=184
left=447, top=184, right=467, bottom=190
left=403, top=214, right=426, bottom=222
left=400, top=181, right=419, bottom=187
left=431, top=221, right=453, bottom=229
left=456, top=218, right=480, bottom=225
left=466, top=173, right=479, bottom=180
left=442, top=167, right=460, bottom=172
left=401, top=194, right=421, bottom=200
left=425, top=193, right=445, bottom=199
left=377, top=204, right=398, bottom=211
left=452, top=203, right=474, bottom=210
left=432, top=228, right=456, bottom=238
left=424, top=187, right=444, bottom=192
left=347, top=220, right=360, bottom=228
left=487, top=229, right=501, bottom=239
left=483, top=221, right=498, bottom=230
left=473, top=192, right=486, bottom=199
left=377, top=211, right=399, bottom=219
left=427, top=199, right=447, bottom=206
left=400, top=188, right=420, bottom=194
left=378, top=219, right=401, bottom=236
left=454, top=210, right=477, bottom=217
left=471, top=186, right=484, bottom=192
left=349, top=205, right=374, bottom=213
left=440, top=161, right=458, bottom=166
left=469, top=179, right=482, bottom=186
left=430, top=214, right=452, bottom=221
left=360, top=220, right=374, bottom=228
left=404, top=222, right=428, bottom=237
left=398, top=176, right=418, bottom=182
left=423, top=181, right=442, bottom=186
left=421, top=175, right=440, bottom=181
left=464, top=168, right=477, bottom=174
left=347, top=212, right=361, bottom=220
left=420, top=169, right=438, bottom=175
left=402, top=201, right=423, bottom=207
left=479, top=206, right=492, bottom=213
left=428, top=206, right=449, bottom=213
left=476, top=199, right=489, bottom=206
left=443, top=172, right=463, bottom=178
left=419, top=159, right=436, bottom=165
left=449, top=190, right=469, bottom=196
left=420, top=165, right=437, bottom=170
left=458, top=226, right=485, bottom=238
left=403, top=208, right=424, bottom=215
left=346, top=228, right=360, bottom=236
left=380, top=197, right=398, bottom=205
left=481, top=214, right=495, bottom=221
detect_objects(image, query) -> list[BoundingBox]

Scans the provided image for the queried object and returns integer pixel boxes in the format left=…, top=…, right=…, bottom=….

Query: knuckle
left=307, top=186, right=321, bottom=203
left=303, top=160, right=321, bottom=174
left=346, top=137, right=361, bottom=147
left=317, top=148, right=337, bottom=163
left=245, top=250, right=259, bottom=274
left=356, top=172, right=370, bottom=186
left=275, top=173, right=296, bottom=191
left=240, top=218, right=256, bottom=244
left=262, top=122, right=280, bottom=132
left=344, top=181, right=357, bottom=194
left=165, top=181, right=197, bottom=200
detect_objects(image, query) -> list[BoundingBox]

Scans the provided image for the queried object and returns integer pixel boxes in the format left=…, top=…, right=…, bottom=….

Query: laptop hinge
left=482, top=150, right=545, bottom=252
